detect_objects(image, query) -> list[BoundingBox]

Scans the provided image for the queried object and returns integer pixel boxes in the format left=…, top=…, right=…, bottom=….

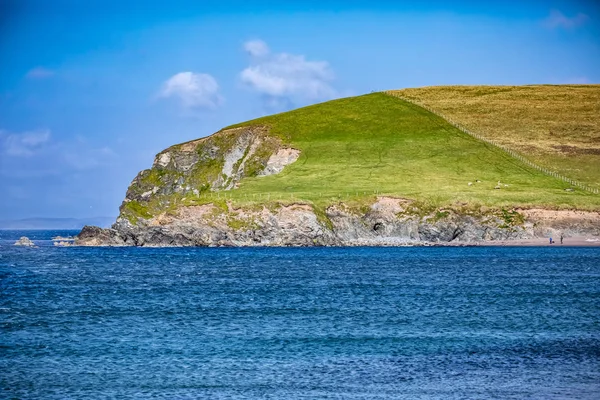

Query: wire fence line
left=187, top=189, right=385, bottom=202
left=384, top=91, right=599, bottom=195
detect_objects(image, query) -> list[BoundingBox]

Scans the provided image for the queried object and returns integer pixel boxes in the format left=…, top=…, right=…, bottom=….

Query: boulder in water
left=14, top=236, right=36, bottom=247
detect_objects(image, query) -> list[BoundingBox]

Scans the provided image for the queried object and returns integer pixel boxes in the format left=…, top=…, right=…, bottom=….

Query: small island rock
left=14, top=236, right=36, bottom=247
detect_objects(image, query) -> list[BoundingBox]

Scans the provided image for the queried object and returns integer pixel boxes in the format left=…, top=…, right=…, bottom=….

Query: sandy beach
left=472, top=236, right=600, bottom=247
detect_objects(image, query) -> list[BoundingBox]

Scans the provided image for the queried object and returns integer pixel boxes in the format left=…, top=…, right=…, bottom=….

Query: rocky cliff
left=77, top=197, right=600, bottom=247
left=77, top=118, right=600, bottom=247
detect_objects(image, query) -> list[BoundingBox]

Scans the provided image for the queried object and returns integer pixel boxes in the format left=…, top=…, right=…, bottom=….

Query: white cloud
left=244, top=39, right=270, bottom=57
left=26, top=67, right=55, bottom=79
left=544, top=9, right=589, bottom=29
left=240, top=40, right=337, bottom=106
left=1, top=129, right=51, bottom=156
left=159, top=72, right=223, bottom=109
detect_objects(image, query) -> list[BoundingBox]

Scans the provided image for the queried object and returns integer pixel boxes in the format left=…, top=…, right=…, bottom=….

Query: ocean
left=1, top=230, right=599, bottom=399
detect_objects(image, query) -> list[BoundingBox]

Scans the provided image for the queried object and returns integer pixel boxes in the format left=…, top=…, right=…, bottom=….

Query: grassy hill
left=122, top=87, right=600, bottom=224
left=216, top=91, right=599, bottom=210
left=391, top=85, right=600, bottom=191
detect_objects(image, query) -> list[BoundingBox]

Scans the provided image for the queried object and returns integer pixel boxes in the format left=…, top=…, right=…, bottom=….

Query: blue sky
left=1, top=0, right=599, bottom=220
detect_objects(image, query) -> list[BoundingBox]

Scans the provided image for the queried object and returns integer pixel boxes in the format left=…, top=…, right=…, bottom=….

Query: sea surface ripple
left=1, top=230, right=599, bottom=399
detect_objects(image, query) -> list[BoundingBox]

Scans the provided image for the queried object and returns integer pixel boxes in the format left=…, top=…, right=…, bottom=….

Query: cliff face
left=77, top=196, right=600, bottom=247
left=117, top=126, right=299, bottom=226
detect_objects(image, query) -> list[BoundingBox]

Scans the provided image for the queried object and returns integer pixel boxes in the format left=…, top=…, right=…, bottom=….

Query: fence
left=185, top=190, right=385, bottom=202
left=384, top=91, right=599, bottom=195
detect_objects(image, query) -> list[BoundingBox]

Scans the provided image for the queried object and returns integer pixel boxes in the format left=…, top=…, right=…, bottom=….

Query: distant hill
left=0, top=217, right=115, bottom=230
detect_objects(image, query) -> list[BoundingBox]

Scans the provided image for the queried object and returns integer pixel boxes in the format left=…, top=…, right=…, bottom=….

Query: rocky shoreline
left=75, top=197, right=600, bottom=247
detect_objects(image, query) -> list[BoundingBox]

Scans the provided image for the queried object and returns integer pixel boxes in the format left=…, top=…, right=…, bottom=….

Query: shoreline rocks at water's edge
left=14, top=236, right=36, bottom=247
left=75, top=198, right=600, bottom=247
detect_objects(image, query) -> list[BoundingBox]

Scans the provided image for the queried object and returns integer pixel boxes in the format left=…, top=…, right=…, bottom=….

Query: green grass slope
left=209, top=92, right=599, bottom=210
left=391, top=85, right=600, bottom=190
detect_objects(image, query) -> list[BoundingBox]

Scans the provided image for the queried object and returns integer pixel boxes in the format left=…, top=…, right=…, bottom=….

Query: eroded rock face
left=78, top=203, right=338, bottom=247
left=259, top=148, right=301, bottom=176
left=119, top=126, right=301, bottom=224
left=214, top=131, right=265, bottom=190
left=324, top=198, right=532, bottom=246
left=77, top=225, right=132, bottom=246
left=519, top=209, right=600, bottom=238
left=75, top=197, right=600, bottom=247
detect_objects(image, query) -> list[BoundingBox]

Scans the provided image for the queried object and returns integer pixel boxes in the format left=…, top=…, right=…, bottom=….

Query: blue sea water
left=1, top=230, right=599, bottom=399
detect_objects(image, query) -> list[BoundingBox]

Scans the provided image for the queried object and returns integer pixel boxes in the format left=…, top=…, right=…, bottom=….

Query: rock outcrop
left=117, top=125, right=301, bottom=225
left=14, top=236, right=36, bottom=247
left=76, top=197, right=600, bottom=247
left=124, top=126, right=284, bottom=200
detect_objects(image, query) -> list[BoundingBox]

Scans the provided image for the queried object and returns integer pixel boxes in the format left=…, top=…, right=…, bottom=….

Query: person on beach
left=560, top=233, right=564, bottom=245
left=549, top=237, right=553, bottom=244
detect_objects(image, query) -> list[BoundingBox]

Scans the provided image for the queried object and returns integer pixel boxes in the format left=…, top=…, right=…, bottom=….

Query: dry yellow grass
left=390, top=85, right=600, bottom=190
